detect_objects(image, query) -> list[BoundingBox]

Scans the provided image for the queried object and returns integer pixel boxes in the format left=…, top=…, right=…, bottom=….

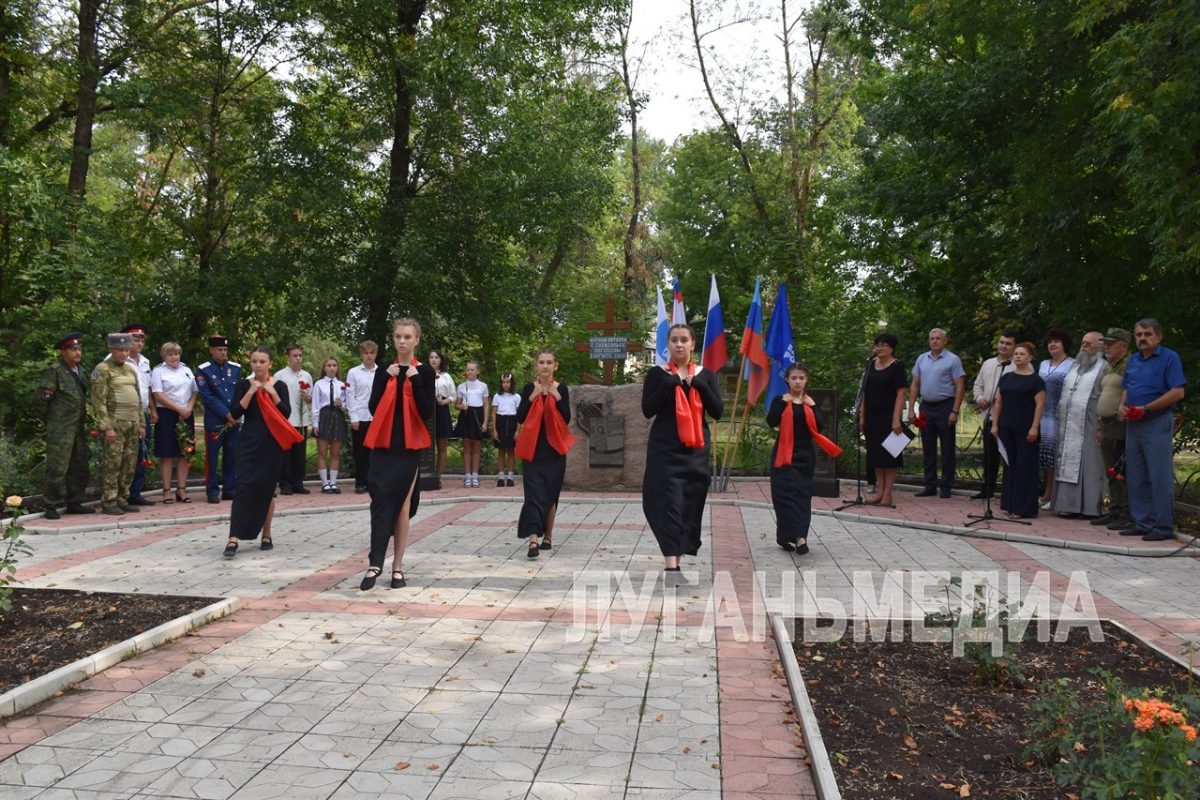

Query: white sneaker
left=1040, top=500, right=1051, bottom=510
left=471, top=477, right=480, bottom=487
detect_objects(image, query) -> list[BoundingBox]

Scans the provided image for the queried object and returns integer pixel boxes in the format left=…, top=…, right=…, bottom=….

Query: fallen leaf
left=887, top=771, right=903, bottom=780
left=66, top=621, right=83, bottom=630
left=324, top=631, right=334, bottom=640
left=901, top=734, right=918, bottom=750
left=959, top=784, right=970, bottom=797
left=939, top=783, right=957, bottom=790
left=682, top=746, right=691, bottom=754
left=1073, top=741, right=1086, bottom=753
left=192, top=668, right=206, bottom=678
left=393, top=762, right=410, bottom=770
left=426, top=763, right=440, bottom=771
left=656, top=714, right=664, bottom=722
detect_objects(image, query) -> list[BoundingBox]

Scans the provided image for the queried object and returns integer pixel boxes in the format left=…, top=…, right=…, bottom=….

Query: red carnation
left=299, top=381, right=310, bottom=390
left=1125, top=405, right=1146, bottom=422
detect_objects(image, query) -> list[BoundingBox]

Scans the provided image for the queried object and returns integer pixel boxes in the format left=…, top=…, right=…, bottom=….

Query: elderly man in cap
left=1119, top=318, right=1187, bottom=541
left=1050, top=331, right=1106, bottom=518
left=38, top=333, right=95, bottom=519
left=1094, top=328, right=1131, bottom=528
left=196, top=335, right=241, bottom=503
left=122, top=323, right=156, bottom=505
left=92, top=333, right=145, bottom=514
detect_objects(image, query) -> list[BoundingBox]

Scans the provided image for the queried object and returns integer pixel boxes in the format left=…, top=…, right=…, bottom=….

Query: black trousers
left=981, top=416, right=1002, bottom=497
left=920, top=400, right=956, bottom=491
left=352, top=420, right=372, bottom=488
left=279, top=427, right=307, bottom=490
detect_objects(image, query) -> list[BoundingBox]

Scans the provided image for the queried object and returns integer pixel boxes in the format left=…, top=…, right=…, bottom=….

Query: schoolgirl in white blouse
left=455, top=362, right=489, bottom=487
left=312, top=357, right=349, bottom=493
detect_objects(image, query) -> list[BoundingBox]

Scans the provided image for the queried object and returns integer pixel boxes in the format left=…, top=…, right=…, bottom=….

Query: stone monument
left=564, top=383, right=649, bottom=490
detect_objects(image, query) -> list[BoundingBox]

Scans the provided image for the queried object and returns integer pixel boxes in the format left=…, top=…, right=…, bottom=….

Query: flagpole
left=724, top=393, right=755, bottom=488
left=718, top=360, right=746, bottom=491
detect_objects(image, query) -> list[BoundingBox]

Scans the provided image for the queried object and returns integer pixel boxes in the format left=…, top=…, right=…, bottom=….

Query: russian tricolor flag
left=654, top=286, right=669, bottom=367
left=701, top=275, right=728, bottom=371
left=741, top=277, right=770, bottom=405
left=671, top=276, right=686, bottom=325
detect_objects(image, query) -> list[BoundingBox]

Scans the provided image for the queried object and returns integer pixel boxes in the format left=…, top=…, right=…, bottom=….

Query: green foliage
left=0, top=496, right=34, bottom=614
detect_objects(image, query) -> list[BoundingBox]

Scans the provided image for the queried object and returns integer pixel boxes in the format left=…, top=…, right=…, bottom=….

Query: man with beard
left=1050, top=331, right=1107, bottom=517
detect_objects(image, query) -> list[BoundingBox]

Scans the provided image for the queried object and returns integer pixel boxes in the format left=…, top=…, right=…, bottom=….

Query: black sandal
left=176, top=491, right=192, bottom=504
left=539, top=537, right=552, bottom=551
left=260, top=537, right=273, bottom=551
left=527, top=541, right=540, bottom=559
left=390, top=570, right=406, bottom=589
left=223, top=539, right=238, bottom=558
left=360, top=566, right=381, bottom=591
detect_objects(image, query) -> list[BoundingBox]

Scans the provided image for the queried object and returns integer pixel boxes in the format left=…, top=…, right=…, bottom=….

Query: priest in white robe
left=1050, top=332, right=1107, bottom=517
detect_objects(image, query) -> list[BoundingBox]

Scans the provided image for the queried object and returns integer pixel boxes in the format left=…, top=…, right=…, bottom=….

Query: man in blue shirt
left=909, top=328, right=966, bottom=498
left=1118, top=318, right=1186, bottom=541
left=196, top=335, right=241, bottom=503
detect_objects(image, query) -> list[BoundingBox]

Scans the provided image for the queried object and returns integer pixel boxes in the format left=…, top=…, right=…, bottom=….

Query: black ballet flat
left=539, top=537, right=552, bottom=551
left=260, top=537, right=273, bottom=551
left=360, top=566, right=381, bottom=591
left=527, top=542, right=540, bottom=559
left=777, top=540, right=795, bottom=552
left=390, top=570, right=406, bottom=589
left=795, top=542, right=810, bottom=556
left=223, top=540, right=238, bottom=558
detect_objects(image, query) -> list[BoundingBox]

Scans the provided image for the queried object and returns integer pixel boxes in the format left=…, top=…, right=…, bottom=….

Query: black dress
left=228, top=381, right=291, bottom=541
left=862, top=360, right=908, bottom=469
left=516, top=383, right=572, bottom=539
left=996, top=371, right=1046, bottom=518
left=641, top=366, right=724, bottom=557
left=366, top=362, right=436, bottom=568
left=768, top=398, right=823, bottom=547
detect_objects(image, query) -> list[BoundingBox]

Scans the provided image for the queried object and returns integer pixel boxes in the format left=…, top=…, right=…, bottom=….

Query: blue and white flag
left=764, top=282, right=796, bottom=408
left=655, top=286, right=669, bottom=367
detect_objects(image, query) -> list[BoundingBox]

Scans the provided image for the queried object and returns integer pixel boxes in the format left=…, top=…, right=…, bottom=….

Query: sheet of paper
left=996, top=435, right=1010, bottom=466
left=882, top=430, right=912, bottom=458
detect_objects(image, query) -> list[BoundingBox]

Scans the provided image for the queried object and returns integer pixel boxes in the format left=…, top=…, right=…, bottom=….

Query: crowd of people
left=35, top=315, right=1185, bottom=590
left=857, top=320, right=1187, bottom=541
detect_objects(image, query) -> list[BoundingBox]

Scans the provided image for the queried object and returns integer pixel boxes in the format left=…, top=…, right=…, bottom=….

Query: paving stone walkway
left=2, top=481, right=1198, bottom=799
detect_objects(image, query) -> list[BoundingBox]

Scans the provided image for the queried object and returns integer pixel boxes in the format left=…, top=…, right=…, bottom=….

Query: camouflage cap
left=1102, top=328, right=1131, bottom=344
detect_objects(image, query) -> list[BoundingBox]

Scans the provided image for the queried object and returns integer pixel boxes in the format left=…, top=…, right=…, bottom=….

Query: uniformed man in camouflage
left=92, top=333, right=145, bottom=515
left=38, top=333, right=95, bottom=520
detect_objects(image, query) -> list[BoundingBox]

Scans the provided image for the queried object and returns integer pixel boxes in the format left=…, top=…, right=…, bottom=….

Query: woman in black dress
left=361, top=318, right=436, bottom=590
left=859, top=332, right=908, bottom=507
left=223, top=347, right=299, bottom=557
left=991, top=342, right=1046, bottom=518
left=768, top=364, right=842, bottom=554
left=515, top=350, right=574, bottom=558
left=642, top=324, right=724, bottom=576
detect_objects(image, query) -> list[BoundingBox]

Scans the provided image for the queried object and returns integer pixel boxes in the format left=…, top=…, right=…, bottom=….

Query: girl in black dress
left=361, top=318, right=436, bottom=590
left=223, top=347, right=300, bottom=557
left=515, top=351, right=574, bottom=557
left=768, top=364, right=843, bottom=554
left=641, top=324, right=724, bottom=576
left=990, top=342, right=1046, bottom=518
left=858, top=332, right=908, bottom=507
left=429, top=349, right=455, bottom=485
left=491, top=372, right=520, bottom=487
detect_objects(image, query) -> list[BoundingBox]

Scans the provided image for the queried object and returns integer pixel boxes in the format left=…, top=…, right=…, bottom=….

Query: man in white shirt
left=970, top=332, right=1015, bottom=500
left=273, top=344, right=313, bottom=494
left=345, top=340, right=378, bottom=494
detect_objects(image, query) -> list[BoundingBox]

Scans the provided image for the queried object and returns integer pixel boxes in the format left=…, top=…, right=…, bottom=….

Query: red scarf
left=671, top=361, right=705, bottom=448
left=258, top=385, right=304, bottom=450
left=774, top=397, right=843, bottom=468
left=364, top=358, right=432, bottom=450
left=515, top=384, right=576, bottom=461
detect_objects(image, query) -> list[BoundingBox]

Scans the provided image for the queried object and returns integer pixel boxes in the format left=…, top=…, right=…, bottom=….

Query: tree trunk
left=619, top=8, right=643, bottom=299
left=365, top=0, right=427, bottom=344
left=66, top=0, right=101, bottom=201
left=782, top=0, right=805, bottom=274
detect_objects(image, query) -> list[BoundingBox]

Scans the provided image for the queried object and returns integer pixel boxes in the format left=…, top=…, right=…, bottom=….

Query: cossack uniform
left=38, top=333, right=94, bottom=519
left=196, top=335, right=241, bottom=502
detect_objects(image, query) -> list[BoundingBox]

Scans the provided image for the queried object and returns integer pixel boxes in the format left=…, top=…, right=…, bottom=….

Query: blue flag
left=763, top=283, right=796, bottom=408
left=655, top=286, right=669, bottom=367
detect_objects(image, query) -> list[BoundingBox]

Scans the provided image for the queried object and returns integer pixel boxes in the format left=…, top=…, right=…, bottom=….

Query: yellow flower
left=5, top=495, right=22, bottom=508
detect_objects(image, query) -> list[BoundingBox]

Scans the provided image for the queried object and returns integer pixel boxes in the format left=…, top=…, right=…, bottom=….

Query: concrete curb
left=769, top=613, right=841, bottom=800
left=0, top=595, right=238, bottom=719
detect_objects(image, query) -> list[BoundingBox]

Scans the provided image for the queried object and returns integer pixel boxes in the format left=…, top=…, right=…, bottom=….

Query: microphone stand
left=966, top=360, right=1029, bottom=527
left=835, top=356, right=873, bottom=511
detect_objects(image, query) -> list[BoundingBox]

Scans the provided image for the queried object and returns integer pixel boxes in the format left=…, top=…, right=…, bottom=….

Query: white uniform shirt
left=345, top=363, right=377, bottom=423
left=150, top=362, right=197, bottom=409
left=492, top=392, right=521, bottom=416
left=457, top=379, right=488, bottom=408
left=105, top=352, right=152, bottom=410
left=434, top=372, right=456, bottom=404
left=273, top=367, right=313, bottom=427
left=311, top=376, right=346, bottom=423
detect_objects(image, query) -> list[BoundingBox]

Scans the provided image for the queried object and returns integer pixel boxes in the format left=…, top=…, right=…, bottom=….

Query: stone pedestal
left=565, top=383, right=649, bottom=490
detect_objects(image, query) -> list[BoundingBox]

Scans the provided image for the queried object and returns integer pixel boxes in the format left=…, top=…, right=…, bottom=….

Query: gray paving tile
left=192, top=729, right=304, bottom=763
left=273, top=732, right=380, bottom=770
left=227, top=764, right=350, bottom=799
left=629, top=752, right=721, bottom=791
left=425, top=777, right=531, bottom=800
left=537, top=748, right=632, bottom=787
left=52, top=750, right=181, bottom=794
left=0, top=746, right=101, bottom=788
left=144, top=757, right=263, bottom=800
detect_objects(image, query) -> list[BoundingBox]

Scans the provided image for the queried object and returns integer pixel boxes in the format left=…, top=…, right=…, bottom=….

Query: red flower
left=140, top=459, right=154, bottom=468
left=299, top=381, right=310, bottom=390
left=343, top=382, right=350, bottom=390
left=1125, top=405, right=1146, bottom=422
left=89, top=430, right=99, bottom=437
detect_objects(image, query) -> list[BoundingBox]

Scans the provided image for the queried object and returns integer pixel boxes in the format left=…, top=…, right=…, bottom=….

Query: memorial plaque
left=589, top=336, right=629, bottom=361
left=587, top=415, right=625, bottom=468
left=809, top=388, right=840, bottom=497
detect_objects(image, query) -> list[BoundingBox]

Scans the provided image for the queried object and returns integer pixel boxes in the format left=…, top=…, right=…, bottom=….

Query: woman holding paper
left=361, top=318, right=436, bottom=590
left=768, top=364, right=843, bottom=554
left=641, top=324, right=724, bottom=576
left=223, top=346, right=302, bottom=557
left=859, top=332, right=907, bottom=507
left=991, top=342, right=1046, bottom=518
